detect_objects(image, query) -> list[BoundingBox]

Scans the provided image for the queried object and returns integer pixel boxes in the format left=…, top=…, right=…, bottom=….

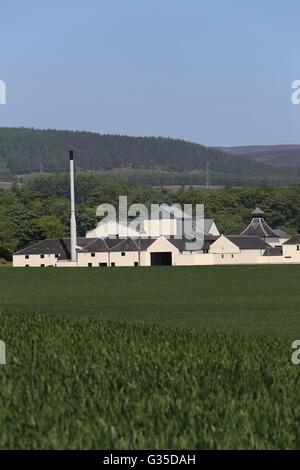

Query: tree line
left=0, top=173, right=299, bottom=261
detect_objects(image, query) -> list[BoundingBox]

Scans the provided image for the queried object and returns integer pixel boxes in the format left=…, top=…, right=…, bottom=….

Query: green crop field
left=1, top=265, right=300, bottom=449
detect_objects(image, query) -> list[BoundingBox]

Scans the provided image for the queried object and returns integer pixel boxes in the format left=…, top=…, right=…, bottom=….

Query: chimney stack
left=69, top=150, right=77, bottom=262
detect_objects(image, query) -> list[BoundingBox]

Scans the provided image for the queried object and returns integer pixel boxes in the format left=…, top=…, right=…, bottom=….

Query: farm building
left=86, top=205, right=220, bottom=239
left=13, top=210, right=297, bottom=267
left=12, top=153, right=300, bottom=267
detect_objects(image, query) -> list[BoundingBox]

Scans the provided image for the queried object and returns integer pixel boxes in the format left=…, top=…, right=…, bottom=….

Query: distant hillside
left=0, top=127, right=300, bottom=186
left=218, top=145, right=300, bottom=168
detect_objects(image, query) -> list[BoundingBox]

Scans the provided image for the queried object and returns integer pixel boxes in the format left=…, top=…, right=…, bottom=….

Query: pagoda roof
left=240, top=217, right=278, bottom=238
left=251, top=207, right=265, bottom=216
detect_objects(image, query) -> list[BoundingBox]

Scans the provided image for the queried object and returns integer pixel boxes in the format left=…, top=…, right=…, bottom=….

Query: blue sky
left=0, top=0, right=299, bottom=146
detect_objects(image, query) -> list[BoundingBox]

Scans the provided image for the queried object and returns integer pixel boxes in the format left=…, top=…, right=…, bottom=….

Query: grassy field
left=0, top=265, right=300, bottom=335
left=1, top=265, right=300, bottom=449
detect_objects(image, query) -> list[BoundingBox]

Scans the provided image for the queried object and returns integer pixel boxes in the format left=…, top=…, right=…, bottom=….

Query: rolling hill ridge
left=218, top=145, right=300, bottom=168
left=0, top=127, right=299, bottom=186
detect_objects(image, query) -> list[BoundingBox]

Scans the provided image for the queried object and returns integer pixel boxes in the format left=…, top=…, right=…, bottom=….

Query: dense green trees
left=1, top=174, right=300, bottom=261
left=178, top=184, right=300, bottom=235
left=0, top=174, right=175, bottom=260
left=0, top=127, right=299, bottom=186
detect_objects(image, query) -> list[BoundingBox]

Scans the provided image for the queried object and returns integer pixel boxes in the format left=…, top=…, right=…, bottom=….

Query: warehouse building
left=13, top=234, right=215, bottom=268
left=12, top=152, right=300, bottom=267
left=12, top=210, right=299, bottom=268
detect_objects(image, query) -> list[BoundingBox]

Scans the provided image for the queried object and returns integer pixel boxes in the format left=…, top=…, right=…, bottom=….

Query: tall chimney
left=69, top=150, right=77, bottom=262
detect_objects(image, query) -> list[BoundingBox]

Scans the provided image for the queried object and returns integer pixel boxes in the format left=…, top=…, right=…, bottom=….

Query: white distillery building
left=13, top=208, right=299, bottom=268
left=12, top=152, right=300, bottom=268
left=86, top=205, right=220, bottom=239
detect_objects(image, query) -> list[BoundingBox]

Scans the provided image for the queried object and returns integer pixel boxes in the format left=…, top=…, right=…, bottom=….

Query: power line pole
left=206, top=161, right=210, bottom=190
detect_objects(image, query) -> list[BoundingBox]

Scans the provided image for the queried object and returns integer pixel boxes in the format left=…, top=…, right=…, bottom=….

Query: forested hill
left=0, top=127, right=299, bottom=185
left=218, top=145, right=300, bottom=168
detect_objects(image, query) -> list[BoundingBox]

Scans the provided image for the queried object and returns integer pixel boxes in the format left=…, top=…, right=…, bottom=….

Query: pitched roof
left=191, top=217, right=215, bottom=233
left=240, top=218, right=278, bottom=238
left=109, top=238, right=140, bottom=252
left=273, top=229, right=290, bottom=238
left=251, top=207, right=265, bottom=216
left=14, top=238, right=104, bottom=259
left=166, top=235, right=208, bottom=251
left=227, top=236, right=270, bottom=250
left=283, top=234, right=300, bottom=245
left=15, top=238, right=78, bottom=259
left=14, top=233, right=215, bottom=258
left=80, top=238, right=109, bottom=253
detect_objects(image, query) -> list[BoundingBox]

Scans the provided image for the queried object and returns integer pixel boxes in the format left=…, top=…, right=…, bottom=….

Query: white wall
left=213, top=250, right=264, bottom=265
left=208, top=222, right=220, bottom=236
left=143, top=219, right=177, bottom=237
left=86, top=221, right=140, bottom=238
left=109, top=251, right=139, bottom=267
left=56, top=260, right=78, bottom=268
left=282, top=244, right=300, bottom=263
left=77, top=252, right=109, bottom=267
left=175, top=252, right=214, bottom=266
left=144, top=236, right=178, bottom=265
left=145, top=237, right=214, bottom=266
left=13, top=254, right=58, bottom=267
left=14, top=236, right=300, bottom=268
left=77, top=251, right=139, bottom=267
left=209, top=235, right=240, bottom=254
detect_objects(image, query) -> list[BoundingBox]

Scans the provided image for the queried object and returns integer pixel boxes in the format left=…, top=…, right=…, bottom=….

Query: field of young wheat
left=0, top=266, right=300, bottom=449
left=0, top=311, right=299, bottom=449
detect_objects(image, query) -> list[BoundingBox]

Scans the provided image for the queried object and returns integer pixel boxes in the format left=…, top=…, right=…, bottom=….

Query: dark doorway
left=151, top=252, right=172, bottom=266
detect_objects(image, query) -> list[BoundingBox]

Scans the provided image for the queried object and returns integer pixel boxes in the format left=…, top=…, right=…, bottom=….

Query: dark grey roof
left=240, top=218, right=278, bottom=238
left=14, top=237, right=134, bottom=258
left=273, top=229, right=290, bottom=238
left=166, top=237, right=199, bottom=251
left=14, top=234, right=216, bottom=258
left=109, top=238, right=140, bottom=252
left=227, top=236, right=270, bottom=250
left=283, top=234, right=300, bottom=245
left=191, top=218, right=216, bottom=233
left=14, top=238, right=88, bottom=260
left=82, top=238, right=109, bottom=253
left=102, top=237, right=156, bottom=252
left=263, top=247, right=283, bottom=257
